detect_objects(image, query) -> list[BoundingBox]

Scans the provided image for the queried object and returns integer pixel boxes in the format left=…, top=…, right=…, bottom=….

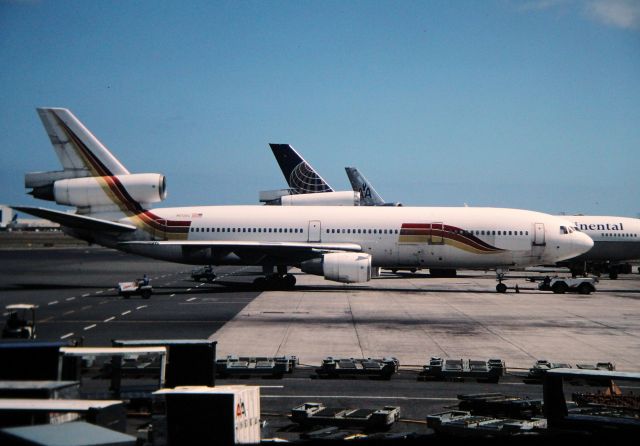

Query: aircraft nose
left=575, top=231, right=594, bottom=255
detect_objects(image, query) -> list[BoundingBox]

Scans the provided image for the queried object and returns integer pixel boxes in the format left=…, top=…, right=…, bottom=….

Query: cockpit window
left=560, top=226, right=568, bottom=235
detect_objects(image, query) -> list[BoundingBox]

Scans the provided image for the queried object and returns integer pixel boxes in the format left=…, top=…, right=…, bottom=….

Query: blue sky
left=1, top=0, right=639, bottom=217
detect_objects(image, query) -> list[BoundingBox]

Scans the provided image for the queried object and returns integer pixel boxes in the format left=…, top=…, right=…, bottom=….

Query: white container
left=154, top=385, right=261, bottom=444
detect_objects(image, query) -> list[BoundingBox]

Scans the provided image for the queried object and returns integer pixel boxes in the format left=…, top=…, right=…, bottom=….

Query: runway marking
left=187, top=288, right=192, bottom=292
left=261, top=395, right=458, bottom=401
left=186, top=297, right=196, bottom=302
left=60, top=332, right=75, bottom=339
left=170, top=294, right=176, bottom=297
left=83, top=324, right=97, bottom=331
left=99, top=301, right=108, bottom=305
left=63, top=310, right=75, bottom=315
left=136, top=305, right=148, bottom=310
left=81, top=305, right=92, bottom=311
left=96, top=290, right=104, bottom=294
left=121, top=310, right=131, bottom=316
left=40, top=316, right=53, bottom=323
left=81, top=293, right=90, bottom=297
left=48, top=300, right=59, bottom=306
left=108, top=288, right=115, bottom=291
left=66, top=297, right=76, bottom=301
left=104, top=316, right=116, bottom=322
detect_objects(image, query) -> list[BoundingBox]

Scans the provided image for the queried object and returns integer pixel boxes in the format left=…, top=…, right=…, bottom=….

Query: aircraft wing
left=120, top=240, right=362, bottom=253
left=12, top=206, right=137, bottom=233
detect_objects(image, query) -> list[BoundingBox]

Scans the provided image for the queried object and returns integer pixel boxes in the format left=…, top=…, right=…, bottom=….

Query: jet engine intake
left=301, top=252, right=372, bottom=283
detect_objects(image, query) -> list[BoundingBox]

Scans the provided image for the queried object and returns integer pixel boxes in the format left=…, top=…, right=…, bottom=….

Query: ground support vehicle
left=1, top=304, right=37, bottom=339
left=118, top=279, right=152, bottom=299
left=537, top=276, right=596, bottom=294
left=191, top=266, right=216, bottom=283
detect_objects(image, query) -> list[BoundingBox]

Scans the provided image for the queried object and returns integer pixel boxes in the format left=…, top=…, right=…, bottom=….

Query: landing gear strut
left=495, top=269, right=508, bottom=293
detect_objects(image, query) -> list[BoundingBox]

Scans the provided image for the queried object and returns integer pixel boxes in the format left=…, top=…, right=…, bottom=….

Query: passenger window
left=560, top=226, right=568, bottom=235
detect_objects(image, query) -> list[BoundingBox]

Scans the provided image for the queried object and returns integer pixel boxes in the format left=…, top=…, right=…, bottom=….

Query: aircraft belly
left=570, top=241, right=640, bottom=262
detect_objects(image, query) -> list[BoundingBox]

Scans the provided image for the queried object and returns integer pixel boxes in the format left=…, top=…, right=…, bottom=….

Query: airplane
left=270, top=145, right=640, bottom=280
left=14, top=108, right=593, bottom=293
left=561, top=215, right=640, bottom=279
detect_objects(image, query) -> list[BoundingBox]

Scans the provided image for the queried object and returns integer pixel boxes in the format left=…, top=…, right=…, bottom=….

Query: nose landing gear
left=496, top=269, right=508, bottom=293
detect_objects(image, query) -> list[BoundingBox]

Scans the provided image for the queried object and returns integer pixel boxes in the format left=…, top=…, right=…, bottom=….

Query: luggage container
left=154, top=385, right=261, bottom=445
left=419, top=357, right=505, bottom=383
left=0, top=381, right=79, bottom=399
left=291, top=402, right=400, bottom=430
left=314, top=357, right=398, bottom=380
left=216, top=355, right=297, bottom=379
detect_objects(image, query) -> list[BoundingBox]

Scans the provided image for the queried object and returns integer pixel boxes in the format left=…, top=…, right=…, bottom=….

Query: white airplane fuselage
left=104, top=205, right=592, bottom=269
left=569, top=216, right=640, bottom=262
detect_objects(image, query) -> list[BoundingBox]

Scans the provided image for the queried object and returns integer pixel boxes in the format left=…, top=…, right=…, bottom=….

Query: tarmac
left=212, top=268, right=640, bottom=371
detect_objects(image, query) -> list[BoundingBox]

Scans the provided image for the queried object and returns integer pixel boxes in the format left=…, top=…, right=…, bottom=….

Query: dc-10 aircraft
left=270, top=144, right=640, bottom=280
left=14, top=108, right=593, bottom=292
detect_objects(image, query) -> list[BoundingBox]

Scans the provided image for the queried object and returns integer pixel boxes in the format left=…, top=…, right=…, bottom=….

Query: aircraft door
left=533, top=223, right=545, bottom=246
left=308, top=220, right=321, bottom=242
left=430, top=222, right=445, bottom=244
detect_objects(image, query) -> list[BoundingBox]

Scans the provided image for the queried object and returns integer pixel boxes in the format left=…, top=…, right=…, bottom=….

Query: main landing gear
left=495, top=269, right=508, bottom=293
left=253, top=266, right=296, bottom=290
left=253, top=274, right=296, bottom=290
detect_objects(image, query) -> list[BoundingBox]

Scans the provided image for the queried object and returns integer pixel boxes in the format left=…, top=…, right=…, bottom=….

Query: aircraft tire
left=496, top=283, right=507, bottom=293
left=284, top=274, right=296, bottom=289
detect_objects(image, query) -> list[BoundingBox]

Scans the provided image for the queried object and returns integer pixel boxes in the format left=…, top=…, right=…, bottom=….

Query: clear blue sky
left=1, top=0, right=639, bottom=216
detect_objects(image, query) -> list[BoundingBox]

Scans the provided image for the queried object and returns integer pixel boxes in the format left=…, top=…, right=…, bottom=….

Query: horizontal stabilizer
left=12, top=206, right=137, bottom=233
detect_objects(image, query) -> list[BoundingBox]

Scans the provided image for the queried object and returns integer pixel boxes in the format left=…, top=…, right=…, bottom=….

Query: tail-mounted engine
left=26, top=172, right=167, bottom=207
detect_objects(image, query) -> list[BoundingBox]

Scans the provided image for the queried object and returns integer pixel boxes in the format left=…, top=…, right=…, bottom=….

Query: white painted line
left=99, top=301, right=108, bottom=305
left=81, top=305, right=92, bottom=311
left=81, top=293, right=90, bottom=297
left=66, top=297, right=76, bottom=301
left=121, top=310, right=131, bottom=316
left=60, top=332, right=75, bottom=339
left=186, top=297, right=196, bottom=302
left=187, top=288, right=192, bottom=292
left=83, top=324, right=97, bottom=331
left=261, top=395, right=458, bottom=401
left=48, top=301, right=59, bottom=306
left=104, top=316, right=116, bottom=322
left=63, top=310, right=75, bottom=316
left=108, top=288, right=115, bottom=291
left=96, top=290, right=104, bottom=294
left=170, top=294, right=176, bottom=297
left=136, top=305, right=148, bottom=310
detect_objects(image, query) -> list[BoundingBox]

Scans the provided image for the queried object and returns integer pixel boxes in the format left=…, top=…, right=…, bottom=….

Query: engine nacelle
left=53, top=173, right=167, bottom=207
left=301, top=252, right=372, bottom=283
left=280, top=191, right=360, bottom=206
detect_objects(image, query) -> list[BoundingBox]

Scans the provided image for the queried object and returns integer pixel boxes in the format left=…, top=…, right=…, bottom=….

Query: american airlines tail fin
left=269, top=144, right=334, bottom=194
left=345, top=167, right=401, bottom=206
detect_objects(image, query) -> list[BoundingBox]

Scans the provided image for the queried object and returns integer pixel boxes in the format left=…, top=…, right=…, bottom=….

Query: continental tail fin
left=269, top=144, right=334, bottom=194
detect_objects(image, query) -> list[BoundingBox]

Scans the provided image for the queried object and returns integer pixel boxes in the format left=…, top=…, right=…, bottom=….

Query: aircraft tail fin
left=269, top=144, right=334, bottom=194
left=345, top=167, right=386, bottom=206
left=36, top=108, right=130, bottom=178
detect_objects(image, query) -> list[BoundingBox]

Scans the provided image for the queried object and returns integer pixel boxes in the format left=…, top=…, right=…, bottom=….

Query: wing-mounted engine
left=260, top=190, right=360, bottom=206
left=301, top=252, right=372, bottom=283
left=26, top=172, right=167, bottom=207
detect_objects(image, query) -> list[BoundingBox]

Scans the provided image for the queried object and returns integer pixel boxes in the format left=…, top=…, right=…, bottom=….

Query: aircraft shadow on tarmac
left=0, top=283, right=115, bottom=292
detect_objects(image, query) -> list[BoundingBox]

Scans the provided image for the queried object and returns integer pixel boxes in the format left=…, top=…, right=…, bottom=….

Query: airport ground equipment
left=426, top=410, right=546, bottom=437
left=113, top=339, right=216, bottom=387
left=291, top=402, right=400, bottom=430
left=0, top=341, right=75, bottom=381
left=58, top=347, right=167, bottom=398
left=2, top=304, right=37, bottom=339
left=117, top=278, right=152, bottom=299
left=154, top=385, right=261, bottom=445
left=0, top=398, right=126, bottom=431
left=419, top=357, right=505, bottom=383
left=0, top=421, right=137, bottom=446
left=544, top=368, right=640, bottom=437
left=537, top=276, right=596, bottom=294
left=0, top=381, right=80, bottom=399
left=314, top=357, right=399, bottom=380
left=216, top=355, right=297, bottom=379
left=457, top=393, right=543, bottom=419
left=191, top=265, right=217, bottom=282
